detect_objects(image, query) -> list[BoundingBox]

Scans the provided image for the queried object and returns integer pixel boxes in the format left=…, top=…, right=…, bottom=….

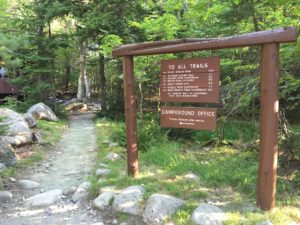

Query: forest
left=0, top=0, right=298, bottom=116
left=0, top=0, right=300, bottom=225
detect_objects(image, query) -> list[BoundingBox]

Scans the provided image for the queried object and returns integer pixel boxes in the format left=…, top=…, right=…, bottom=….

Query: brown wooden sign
left=114, top=27, right=298, bottom=212
left=160, top=106, right=217, bottom=130
left=160, top=57, right=220, bottom=103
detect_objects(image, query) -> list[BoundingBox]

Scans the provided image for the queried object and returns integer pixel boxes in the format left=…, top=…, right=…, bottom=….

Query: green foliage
left=281, top=131, right=300, bottom=161
left=100, top=35, right=123, bottom=57
left=94, top=118, right=300, bottom=224
left=0, top=116, right=7, bottom=136
left=2, top=96, right=27, bottom=113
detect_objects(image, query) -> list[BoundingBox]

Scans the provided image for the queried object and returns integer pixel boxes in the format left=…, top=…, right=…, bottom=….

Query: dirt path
left=0, top=113, right=109, bottom=225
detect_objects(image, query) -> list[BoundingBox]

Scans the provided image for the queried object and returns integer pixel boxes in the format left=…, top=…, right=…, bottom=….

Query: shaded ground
left=0, top=113, right=109, bottom=225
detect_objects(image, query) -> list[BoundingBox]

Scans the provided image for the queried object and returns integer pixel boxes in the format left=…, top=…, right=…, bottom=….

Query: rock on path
left=25, top=189, right=63, bottom=208
left=18, top=179, right=40, bottom=189
left=143, top=193, right=184, bottom=225
left=0, top=191, right=13, bottom=202
left=71, top=181, right=91, bottom=203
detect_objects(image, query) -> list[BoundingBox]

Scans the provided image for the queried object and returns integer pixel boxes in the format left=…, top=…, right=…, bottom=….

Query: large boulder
left=0, top=108, right=32, bottom=146
left=23, top=113, right=37, bottom=128
left=143, top=194, right=184, bottom=225
left=191, top=203, right=228, bottom=225
left=0, top=142, right=16, bottom=166
left=112, top=185, right=145, bottom=216
left=27, top=103, right=58, bottom=121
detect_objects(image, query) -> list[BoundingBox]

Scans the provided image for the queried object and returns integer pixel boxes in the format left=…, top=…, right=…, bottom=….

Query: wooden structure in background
left=0, top=78, right=18, bottom=95
left=112, top=27, right=298, bottom=211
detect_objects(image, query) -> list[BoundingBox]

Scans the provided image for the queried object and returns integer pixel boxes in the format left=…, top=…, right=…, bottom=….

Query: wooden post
left=257, top=43, right=279, bottom=211
left=123, top=56, right=139, bottom=177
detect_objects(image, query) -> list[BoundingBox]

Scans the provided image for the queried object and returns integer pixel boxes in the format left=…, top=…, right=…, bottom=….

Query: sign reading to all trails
left=114, top=27, right=297, bottom=210
left=160, top=106, right=217, bottom=130
left=160, top=57, right=219, bottom=131
left=160, top=57, right=220, bottom=103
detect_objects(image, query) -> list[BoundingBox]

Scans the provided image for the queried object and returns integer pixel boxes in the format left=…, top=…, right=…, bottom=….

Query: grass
left=37, top=120, right=67, bottom=144
left=92, top=117, right=300, bottom=225
left=0, top=119, right=67, bottom=190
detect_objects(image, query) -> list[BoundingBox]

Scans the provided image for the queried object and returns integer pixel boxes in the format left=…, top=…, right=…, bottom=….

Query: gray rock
left=109, top=142, right=119, bottom=147
left=102, top=139, right=111, bottom=144
left=104, top=152, right=121, bottom=161
left=8, top=177, right=16, bottom=182
left=0, top=142, right=16, bottom=166
left=93, top=191, right=115, bottom=210
left=71, top=181, right=91, bottom=203
left=183, top=172, right=200, bottom=182
left=256, top=221, right=273, bottom=225
left=0, top=163, right=7, bottom=171
left=63, top=186, right=77, bottom=196
left=27, top=102, right=58, bottom=121
left=0, top=108, right=32, bottom=146
left=91, top=223, right=105, bottom=225
left=25, top=189, right=63, bottom=208
left=143, top=194, right=184, bottom=225
left=191, top=203, right=228, bottom=225
left=95, top=168, right=111, bottom=177
left=23, top=113, right=37, bottom=128
left=112, top=185, right=145, bottom=216
left=18, top=179, right=40, bottom=189
left=0, top=191, right=13, bottom=202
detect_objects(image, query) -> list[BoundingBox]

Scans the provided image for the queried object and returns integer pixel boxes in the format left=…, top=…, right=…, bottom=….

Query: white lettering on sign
left=161, top=109, right=215, bottom=117
left=167, top=63, right=210, bottom=70
left=189, top=63, right=208, bottom=69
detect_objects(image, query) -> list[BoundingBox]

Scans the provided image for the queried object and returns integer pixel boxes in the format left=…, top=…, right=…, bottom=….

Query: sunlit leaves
left=100, top=35, right=122, bottom=57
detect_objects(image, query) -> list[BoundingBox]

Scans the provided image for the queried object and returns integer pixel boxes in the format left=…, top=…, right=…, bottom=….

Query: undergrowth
left=92, top=116, right=300, bottom=225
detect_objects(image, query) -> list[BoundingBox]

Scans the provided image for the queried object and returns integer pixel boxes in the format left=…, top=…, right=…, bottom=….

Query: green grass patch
left=92, top=118, right=300, bottom=225
left=37, top=120, right=67, bottom=144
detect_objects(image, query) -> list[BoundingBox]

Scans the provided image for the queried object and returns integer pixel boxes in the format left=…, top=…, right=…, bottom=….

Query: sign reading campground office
left=160, top=57, right=220, bottom=103
left=160, top=106, right=217, bottom=130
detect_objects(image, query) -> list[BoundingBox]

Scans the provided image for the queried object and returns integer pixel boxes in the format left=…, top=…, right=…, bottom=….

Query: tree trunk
left=84, top=69, right=90, bottom=99
left=99, top=53, right=107, bottom=110
left=246, top=0, right=260, bottom=32
left=77, top=40, right=86, bottom=101
left=65, top=60, right=71, bottom=92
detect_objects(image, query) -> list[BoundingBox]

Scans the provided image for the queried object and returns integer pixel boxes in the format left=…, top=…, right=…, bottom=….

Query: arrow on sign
left=179, top=122, right=195, bottom=125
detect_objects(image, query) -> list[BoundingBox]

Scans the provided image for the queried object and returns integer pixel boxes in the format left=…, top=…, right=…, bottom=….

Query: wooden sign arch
left=112, top=27, right=298, bottom=211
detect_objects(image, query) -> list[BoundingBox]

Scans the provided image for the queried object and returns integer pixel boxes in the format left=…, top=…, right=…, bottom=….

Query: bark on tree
left=99, top=53, right=107, bottom=110
left=77, top=40, right=86, bottom=101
